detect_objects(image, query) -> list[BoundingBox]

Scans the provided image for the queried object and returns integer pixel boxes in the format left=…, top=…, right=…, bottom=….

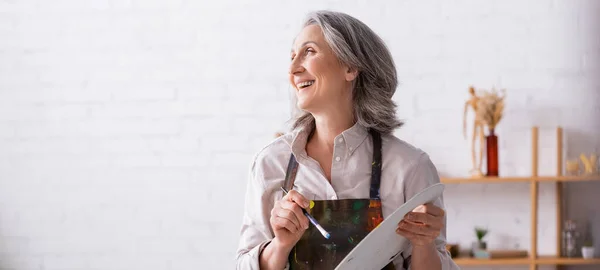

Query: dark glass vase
left=486, top=128, right=499, bottom=176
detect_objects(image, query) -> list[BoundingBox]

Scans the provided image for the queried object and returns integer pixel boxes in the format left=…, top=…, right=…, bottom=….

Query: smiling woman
left=236, top=10, right=459, bottom=270
left=289, top=14, right=401, bottom=137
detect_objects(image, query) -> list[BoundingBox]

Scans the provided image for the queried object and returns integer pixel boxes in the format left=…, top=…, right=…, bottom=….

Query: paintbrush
left=280, top=187, right=330, bottom=239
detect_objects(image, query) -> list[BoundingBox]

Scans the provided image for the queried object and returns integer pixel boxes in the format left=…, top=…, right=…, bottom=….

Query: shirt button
left=335, top=156, right=341, bottom=162
left=338, top=138, right=343, bottom=143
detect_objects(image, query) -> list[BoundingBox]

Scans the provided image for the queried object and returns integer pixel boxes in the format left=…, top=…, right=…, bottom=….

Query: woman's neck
left=309, top=111, right=354, bottom=152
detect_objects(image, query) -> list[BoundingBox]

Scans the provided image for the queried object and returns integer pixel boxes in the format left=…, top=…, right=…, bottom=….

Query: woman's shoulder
left=379, top=133, right=441, bottom=193
left=380, top=132, right=431, bottom=169
left=248, top=131, right=294, bottom=178
left=253, top=132, right=293, bottom=160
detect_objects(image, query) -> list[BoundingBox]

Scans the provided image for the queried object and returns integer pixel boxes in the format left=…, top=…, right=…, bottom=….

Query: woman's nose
left=289, top=58, right=304, bottom=75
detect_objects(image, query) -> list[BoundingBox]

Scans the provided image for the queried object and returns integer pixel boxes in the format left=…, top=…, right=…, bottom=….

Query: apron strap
left=369, top=129, right=383, bottom=200
left=282, top=128, right=383, bottom=200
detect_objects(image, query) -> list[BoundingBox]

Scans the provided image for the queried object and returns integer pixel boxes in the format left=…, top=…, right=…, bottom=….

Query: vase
left=478, top=241, right=487, bottom=250
left=582, top=246, right=595, bottom=259
left=446, top=244, right=459, bottom=258
left=470, top=241, right=487, bottom=256
left=486, top=128, right=499, bottom=176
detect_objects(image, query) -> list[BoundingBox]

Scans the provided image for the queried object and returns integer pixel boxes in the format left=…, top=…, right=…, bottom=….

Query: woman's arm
left=397, top=202, right=445, bottom=270
left=411, top=244, right=442, bottom=270
left=236, top=158, right=309, bottom=270
left=396, top=153, right=460, bottom=270
left=236, top=160, right=277, bottom=269
left=258, top=238, right=292, bottom=269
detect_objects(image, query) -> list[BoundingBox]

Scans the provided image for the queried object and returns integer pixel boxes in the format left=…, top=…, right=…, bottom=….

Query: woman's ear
left=345, top=66, right=359, bottom=82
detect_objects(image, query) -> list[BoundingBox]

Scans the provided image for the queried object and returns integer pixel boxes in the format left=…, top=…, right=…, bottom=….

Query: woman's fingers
left=405, top=212, right=431, bottom=224
left=413, top=203, right=445, bottom=217
left=284, top=190, right=310, bottom=209
left=397, top=220, right=440, bottom=237
left=269, top=189, right=311, bottom=234
left=280, top=200, right=309, bottom=229
left=272, top=201, right=301, bottom=229
left=284, top=190, right=309, bottom=208
left=271, top=215, right=299, bottom=233
left=404, top=212, right=442, bottom=230
left=396, top=227, right=436, bottom=246
left=396, top=205, right=445, bottom=247
left=270, top=190, right=312, bottom=234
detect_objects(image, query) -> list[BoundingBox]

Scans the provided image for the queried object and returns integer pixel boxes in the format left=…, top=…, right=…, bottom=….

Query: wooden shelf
left=536, top=175, right=600, bottom=182
left=536, top=256, right=600, bottom=265
left=440, top=175, right=600, bottom=184
left=453, top=256, right=600, bottom=266
left=453, top=257, right=530, bottom=266
left=441, top=176, right=530, bottom=184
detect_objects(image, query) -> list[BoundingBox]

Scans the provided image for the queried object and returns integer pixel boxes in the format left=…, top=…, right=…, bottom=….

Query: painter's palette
left=335, top=183, right=445, bottom=270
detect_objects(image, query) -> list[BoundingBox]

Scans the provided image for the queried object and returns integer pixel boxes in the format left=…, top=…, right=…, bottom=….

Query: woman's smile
left=296, top=80, right=315, bottom=90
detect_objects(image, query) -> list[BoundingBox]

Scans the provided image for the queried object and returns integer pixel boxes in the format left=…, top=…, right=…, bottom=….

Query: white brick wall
left=0, top=0, right=598, bottom=269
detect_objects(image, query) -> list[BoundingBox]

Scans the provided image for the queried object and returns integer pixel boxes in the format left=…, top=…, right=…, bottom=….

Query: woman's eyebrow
left=291, top=41, right=318, bottom=53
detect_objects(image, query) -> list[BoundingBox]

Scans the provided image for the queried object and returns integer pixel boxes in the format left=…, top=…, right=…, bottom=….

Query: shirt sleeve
left=401, top=153, right=460, bottom=270
left=235, top=158, right=276, bottom=270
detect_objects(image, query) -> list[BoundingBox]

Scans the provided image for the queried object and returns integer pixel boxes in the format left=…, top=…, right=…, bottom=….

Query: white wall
left=0, top=0, right=598, bottom=269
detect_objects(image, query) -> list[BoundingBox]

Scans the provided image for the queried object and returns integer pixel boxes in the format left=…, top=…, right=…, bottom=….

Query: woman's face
left=289, top=25, right=357, bottom=113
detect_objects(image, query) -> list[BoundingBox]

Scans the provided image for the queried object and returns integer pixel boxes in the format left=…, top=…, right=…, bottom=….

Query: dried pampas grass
left=476, top=88, right=506, bottom=130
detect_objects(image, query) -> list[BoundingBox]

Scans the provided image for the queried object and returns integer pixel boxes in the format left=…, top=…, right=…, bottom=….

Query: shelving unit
left=442, top=175, right=599, bottom=184
left=452, top=257, right=600, bottom=266
left=441, top=127, right=600, bottom=269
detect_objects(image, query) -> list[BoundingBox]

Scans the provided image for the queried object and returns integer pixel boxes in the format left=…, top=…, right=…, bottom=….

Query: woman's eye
left=290, top=48, right=313, bottom=61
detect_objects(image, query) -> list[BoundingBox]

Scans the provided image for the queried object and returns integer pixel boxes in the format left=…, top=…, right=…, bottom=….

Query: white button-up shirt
left=236, top=123, right=459, bottom=270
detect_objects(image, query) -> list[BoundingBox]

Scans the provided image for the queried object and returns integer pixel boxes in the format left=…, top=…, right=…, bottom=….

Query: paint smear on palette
left=309, top=200, right=315, bottom=209
left=323, top=243, right=337, bottom=251
left=352, top=200, right=366, bottom=210
left=324, top=208, right=332, bottom=221
left=352, top=212, right=361, bottom=224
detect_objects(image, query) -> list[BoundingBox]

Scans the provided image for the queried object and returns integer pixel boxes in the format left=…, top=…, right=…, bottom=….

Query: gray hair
left=289, top=10, right=403, bottom=135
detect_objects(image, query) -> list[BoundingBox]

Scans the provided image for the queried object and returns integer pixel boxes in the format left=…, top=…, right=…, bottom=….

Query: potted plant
left=475, top=227, right=488, bottom=250
left=470, top=227, right=490, bottom=258
left=582, top=238, right=595, bottom=259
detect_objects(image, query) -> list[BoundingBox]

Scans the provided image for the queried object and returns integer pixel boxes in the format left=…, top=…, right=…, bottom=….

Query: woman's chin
left=296, top=99, right=314, bottom=112
left=297, top=102, right=310, bottom=111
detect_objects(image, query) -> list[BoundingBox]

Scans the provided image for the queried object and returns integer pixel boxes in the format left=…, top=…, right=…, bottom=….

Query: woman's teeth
left=297, top=81, right=315, bottom=89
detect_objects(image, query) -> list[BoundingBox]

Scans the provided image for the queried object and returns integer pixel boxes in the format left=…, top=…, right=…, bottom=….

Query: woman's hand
left=260, top=190, right=311, bottom=270
left=395, top=203, right=445, bottom=246
left=269, top=190, right=310, bottom=250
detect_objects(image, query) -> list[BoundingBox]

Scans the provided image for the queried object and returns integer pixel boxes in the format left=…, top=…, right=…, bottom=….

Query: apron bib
left=283, top=129, right=397, bottom=270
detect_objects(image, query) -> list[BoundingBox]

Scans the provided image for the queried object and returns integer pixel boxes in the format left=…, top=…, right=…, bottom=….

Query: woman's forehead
left=291, top=25, right=323, bottom=51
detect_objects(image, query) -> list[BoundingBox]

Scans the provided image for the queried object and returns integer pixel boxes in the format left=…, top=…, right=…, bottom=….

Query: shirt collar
left=340, top=122, right=369, bottom=156
left=290, top=122, right=370, bottom=159
left=291, top=125, right=311, bottom=160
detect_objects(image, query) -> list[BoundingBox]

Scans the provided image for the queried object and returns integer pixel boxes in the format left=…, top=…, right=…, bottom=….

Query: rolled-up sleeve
left=403, top=153, right=460, bottom=270
left=235, top=158, right=275, bottom=270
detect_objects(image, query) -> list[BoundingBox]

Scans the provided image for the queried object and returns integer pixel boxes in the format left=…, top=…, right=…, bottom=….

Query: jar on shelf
left=565, top=159, right=580, bottom=176
left=562, top=220, right=580, bottom=257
